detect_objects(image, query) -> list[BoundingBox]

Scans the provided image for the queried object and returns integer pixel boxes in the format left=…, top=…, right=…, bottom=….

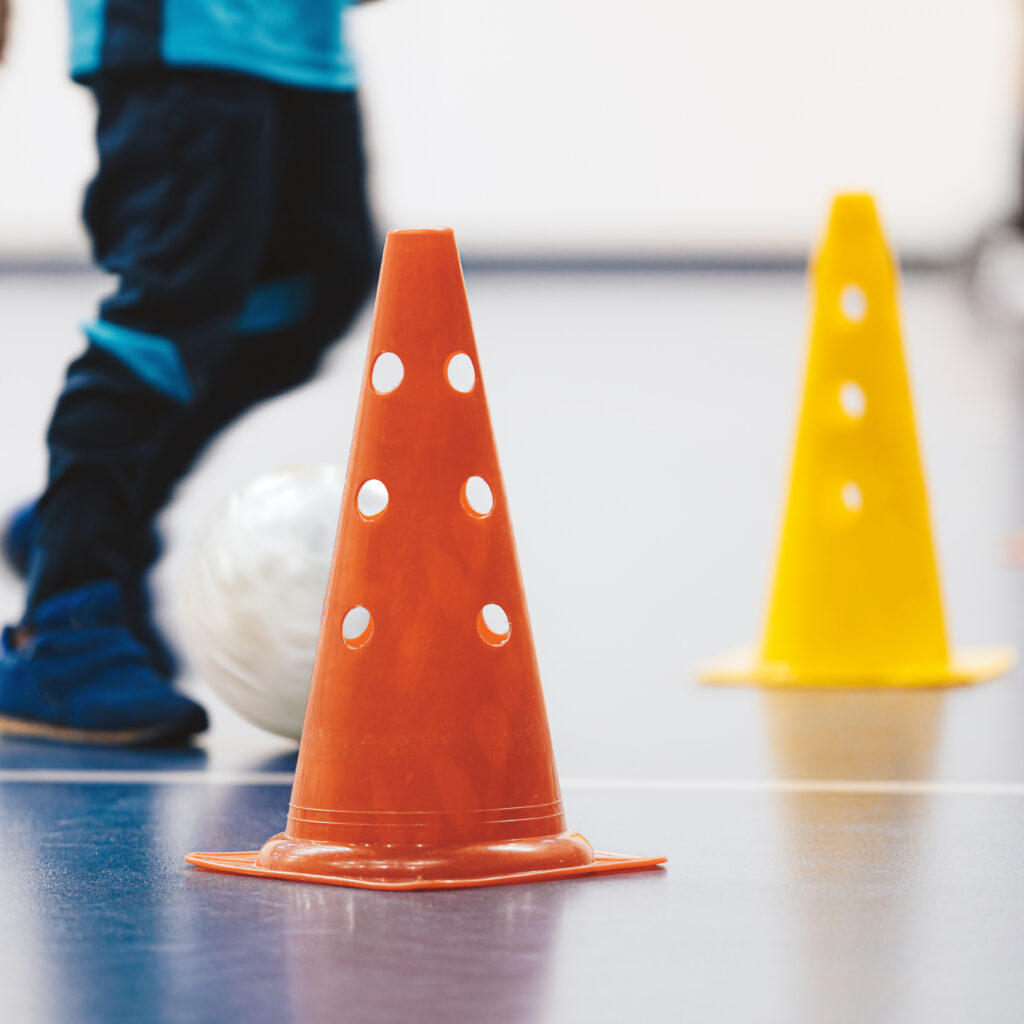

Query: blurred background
left=1, top=0, right=1021, bottom=264
left=2, top=0, right=1024, bottom=765
left=2, top=11, right=1024, bottom=1021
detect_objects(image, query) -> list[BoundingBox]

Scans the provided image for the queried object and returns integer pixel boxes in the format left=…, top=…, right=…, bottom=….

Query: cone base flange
left=700, top=645, right=1015, bottom=689
left=185, top=849, right=666, bottom=891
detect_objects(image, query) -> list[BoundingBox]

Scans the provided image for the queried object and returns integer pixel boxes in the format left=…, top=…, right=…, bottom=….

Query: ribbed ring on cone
left=254, top=830, right=595, bottom=883
left=286, top=800, right=566, bottom=844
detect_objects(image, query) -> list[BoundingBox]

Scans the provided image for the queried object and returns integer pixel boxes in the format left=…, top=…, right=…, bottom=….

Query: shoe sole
left=0, top=712, right=199, bottom=746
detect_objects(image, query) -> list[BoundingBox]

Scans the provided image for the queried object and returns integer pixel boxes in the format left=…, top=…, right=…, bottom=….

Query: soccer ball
left=178, top=465, right=345, bottom=740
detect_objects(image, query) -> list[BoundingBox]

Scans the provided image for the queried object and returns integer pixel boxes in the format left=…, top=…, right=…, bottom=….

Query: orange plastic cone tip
left=701, top=194, right=1014, bottom=688
left=187, top=228, right=664, bottom=889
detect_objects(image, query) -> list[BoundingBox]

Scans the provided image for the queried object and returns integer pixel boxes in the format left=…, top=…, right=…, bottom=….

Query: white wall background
left=0, top=0, right=1020, bottom=260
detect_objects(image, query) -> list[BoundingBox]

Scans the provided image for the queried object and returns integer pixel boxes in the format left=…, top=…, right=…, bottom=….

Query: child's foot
left=0, top=581, right=207, bottom=745
left=0, top=500, right=178, bottom=678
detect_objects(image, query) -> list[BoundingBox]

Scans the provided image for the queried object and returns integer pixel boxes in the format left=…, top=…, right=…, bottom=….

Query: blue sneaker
left=0, top=581, right=207, bottom=745
left=0, top=500, right=178, bottom=679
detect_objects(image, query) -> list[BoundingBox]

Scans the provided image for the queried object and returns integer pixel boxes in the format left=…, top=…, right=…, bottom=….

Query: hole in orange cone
left=357, top=479, right=389, bottom=520
left=341, top=606, right=373, bottom=648
left=372, top=353, right=404, bottom=394
left=460, top=476, right=493, bottom=518
left=446, top=352, right=476, bottom=393
left=477, top=604, right=510, bottom=646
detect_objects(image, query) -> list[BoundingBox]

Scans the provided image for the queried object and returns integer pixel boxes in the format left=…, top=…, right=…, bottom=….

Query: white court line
left=1, top=770, right=1024, bottom=795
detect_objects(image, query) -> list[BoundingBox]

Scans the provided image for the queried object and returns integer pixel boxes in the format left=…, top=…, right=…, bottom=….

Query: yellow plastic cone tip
left=701, top=193, right=1015, bottom=688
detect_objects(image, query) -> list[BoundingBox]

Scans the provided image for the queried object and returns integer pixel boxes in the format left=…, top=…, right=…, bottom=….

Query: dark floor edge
left=461, top=253, right=958, bottom=274
left=0, top=252, right=962, bottom=276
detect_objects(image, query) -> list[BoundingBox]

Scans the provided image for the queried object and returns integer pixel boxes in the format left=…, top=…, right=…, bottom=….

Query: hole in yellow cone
left=460, top=476, right=494, bottom=518
left=477, top=604, right=511, bottom=646
left=839, top=284, right=867, bottom=323
left=371, top=353, right=404, bottom=394
left=342, top=606, right=374, bottom=649
left=840, top=481, right=863, bottom=513
left=838, top=381, right=866, bottom=419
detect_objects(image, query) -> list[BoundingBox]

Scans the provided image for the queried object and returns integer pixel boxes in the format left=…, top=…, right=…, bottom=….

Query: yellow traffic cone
left=703, top=194, right=1014, bottom=687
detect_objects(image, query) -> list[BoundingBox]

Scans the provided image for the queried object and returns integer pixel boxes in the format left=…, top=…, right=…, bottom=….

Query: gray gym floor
left=0, top=265, right=1022, bottom=1023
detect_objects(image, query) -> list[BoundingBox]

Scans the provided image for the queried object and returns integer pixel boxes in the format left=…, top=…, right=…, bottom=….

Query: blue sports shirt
left=68, top=0, right=358, bottom=91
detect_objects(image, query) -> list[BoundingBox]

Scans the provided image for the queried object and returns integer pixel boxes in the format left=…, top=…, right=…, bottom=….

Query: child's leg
left=0, top=68, right=287, bottom=742
left=5, top=81, right=376, bottom=685
left=137, top=86, right=378, bottom=520
left=28, top=68, right=281, bottom=615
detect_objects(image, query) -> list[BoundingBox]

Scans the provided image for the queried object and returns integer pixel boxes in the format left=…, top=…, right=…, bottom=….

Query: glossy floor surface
left=1, top=267, right=1023, bottom=1022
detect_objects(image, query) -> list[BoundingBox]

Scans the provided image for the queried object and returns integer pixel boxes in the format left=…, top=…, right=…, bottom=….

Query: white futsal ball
left=179, top=465, right=345, bottom=740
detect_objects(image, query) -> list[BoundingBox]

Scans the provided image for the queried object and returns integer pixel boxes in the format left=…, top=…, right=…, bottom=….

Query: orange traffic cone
left=187, top=228, right=665, bottom=890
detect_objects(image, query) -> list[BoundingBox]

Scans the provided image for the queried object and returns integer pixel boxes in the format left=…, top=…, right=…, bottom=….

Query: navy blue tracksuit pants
left=27, top=69, right=377, bottom=614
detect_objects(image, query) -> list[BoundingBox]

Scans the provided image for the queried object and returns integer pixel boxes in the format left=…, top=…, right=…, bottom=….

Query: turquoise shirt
left=68, top=0, right=358, bottom=91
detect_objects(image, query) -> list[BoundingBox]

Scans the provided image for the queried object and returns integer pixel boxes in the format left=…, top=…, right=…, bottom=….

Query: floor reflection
left=179, top=781, right=571, bottom=1024
left=0, top=777, right=219, bottom=1024
left=763, top=689, right=945, bottom=782
left=762, top=689, right=945, bottom=1024
left=278, top=882, right=568, bottom=1024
